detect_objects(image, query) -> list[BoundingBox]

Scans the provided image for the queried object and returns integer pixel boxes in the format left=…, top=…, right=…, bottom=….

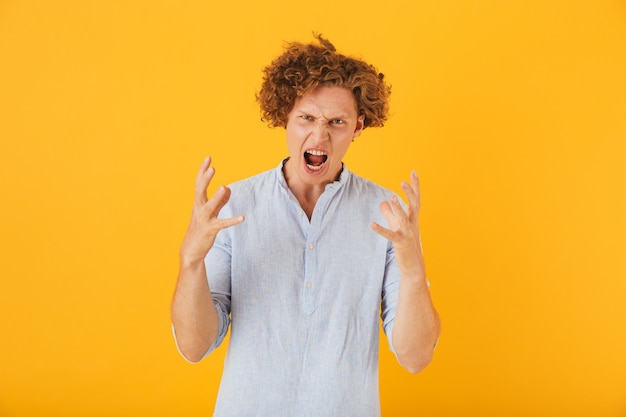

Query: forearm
left=171, top=257, right=219, bottom=363
left=392, top=273, right=440, bottom=374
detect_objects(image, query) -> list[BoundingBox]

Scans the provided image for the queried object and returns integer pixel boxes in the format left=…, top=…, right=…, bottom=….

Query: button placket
left=303, top=237, right=316, bottom=315
left=300, top=182, right=339, bottom=316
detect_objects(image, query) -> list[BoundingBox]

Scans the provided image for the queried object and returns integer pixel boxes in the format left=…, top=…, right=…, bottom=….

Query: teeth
left=304, top=149, right=327, bottom=172
left=306, top=150, right=327, bottom=156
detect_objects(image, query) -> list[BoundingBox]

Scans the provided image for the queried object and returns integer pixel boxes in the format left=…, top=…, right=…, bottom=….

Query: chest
left=228, top=199, right=389, bottom=315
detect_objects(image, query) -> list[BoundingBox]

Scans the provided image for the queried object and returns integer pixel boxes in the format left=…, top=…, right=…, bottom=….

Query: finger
left=409, top=170, right=421, bottom=209
left=370, top=221, right=396, bottom=241
left=379, top=201, right=400, bottom=231
left=204, top=185, right=232, bottom=218
left=389, top=195, right=409, bottom=223
left=400, top=180, right=416, bottom=206
left=195, top=156, right=211, bottom=184
left=195, top=157, right=214, bottom=205
left=400, top=172, right=421, bottom=219
left=197, top=156, right=211, bottom=175
left=411, top=170, right=420, bottom=187
left=213, top=215, right=245, bottom=231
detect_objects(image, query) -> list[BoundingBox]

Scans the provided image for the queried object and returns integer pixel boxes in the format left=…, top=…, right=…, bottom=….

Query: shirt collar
left=276, top=158, right=349, bottom=193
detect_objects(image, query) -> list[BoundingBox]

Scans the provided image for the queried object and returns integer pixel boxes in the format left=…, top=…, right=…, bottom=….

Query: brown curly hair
left=256, top=34, right=391, bottom=129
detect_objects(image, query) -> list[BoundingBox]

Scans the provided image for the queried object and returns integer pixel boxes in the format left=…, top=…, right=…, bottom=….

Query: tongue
left=306, top=154, right=327, bottom=166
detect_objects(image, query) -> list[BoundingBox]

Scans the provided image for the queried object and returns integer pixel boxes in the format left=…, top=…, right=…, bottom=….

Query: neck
left=282, top=159, right=340, bottom=220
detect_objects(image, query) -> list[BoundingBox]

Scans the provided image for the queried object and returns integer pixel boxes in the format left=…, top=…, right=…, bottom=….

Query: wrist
left=179, top=254, right=205, bottom=269
left=400, top=271, right=430, bottom=289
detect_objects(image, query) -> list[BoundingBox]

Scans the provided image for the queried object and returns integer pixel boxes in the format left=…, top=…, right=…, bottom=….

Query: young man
left=171, top=35, right=440, bottom=416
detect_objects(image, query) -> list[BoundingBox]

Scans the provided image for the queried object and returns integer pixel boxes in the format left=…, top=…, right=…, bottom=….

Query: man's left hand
left=371, top=170, right=426, bottom=281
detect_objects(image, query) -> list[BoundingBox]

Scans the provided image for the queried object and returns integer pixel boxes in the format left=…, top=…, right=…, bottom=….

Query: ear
left=353, top=114, right=365, bottom=138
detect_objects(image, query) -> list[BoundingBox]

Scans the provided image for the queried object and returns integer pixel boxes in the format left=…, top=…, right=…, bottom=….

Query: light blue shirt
left=191, top=160, right=402, bottom=416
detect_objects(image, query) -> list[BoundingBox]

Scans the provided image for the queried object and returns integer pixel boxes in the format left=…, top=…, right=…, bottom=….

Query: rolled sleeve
left=380, top=241, right=401, bottom=354
left=203, top=231, right=233, bottom=353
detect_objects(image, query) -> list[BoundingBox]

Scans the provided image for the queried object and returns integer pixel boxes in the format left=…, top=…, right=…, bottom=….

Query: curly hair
left=256, top=34, right=391, bottom=129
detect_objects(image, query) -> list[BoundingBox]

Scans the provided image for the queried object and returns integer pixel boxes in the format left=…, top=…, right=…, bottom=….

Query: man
left=171, top=35, right=440, bottom=416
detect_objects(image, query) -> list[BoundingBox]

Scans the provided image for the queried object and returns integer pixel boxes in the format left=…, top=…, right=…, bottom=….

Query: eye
left=300, top=115, right=313, bottom=121
left=330, top=119, right=344, bottom=125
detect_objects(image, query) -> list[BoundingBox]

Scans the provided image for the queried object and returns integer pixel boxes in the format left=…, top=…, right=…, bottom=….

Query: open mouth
left=304, top=150, right=328, bottom=171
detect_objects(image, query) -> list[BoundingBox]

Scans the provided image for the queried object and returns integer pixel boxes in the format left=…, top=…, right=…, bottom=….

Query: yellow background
left=1, top=1, right=625, bottom=416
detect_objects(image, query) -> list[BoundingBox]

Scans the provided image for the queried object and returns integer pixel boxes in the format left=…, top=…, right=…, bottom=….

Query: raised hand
left=180, top=156, right=244, bottom=264
left=371, top=170, right=426, bottom=280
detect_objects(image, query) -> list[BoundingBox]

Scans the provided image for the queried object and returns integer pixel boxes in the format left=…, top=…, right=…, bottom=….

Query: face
left=283, top=86, right=365, bottom=190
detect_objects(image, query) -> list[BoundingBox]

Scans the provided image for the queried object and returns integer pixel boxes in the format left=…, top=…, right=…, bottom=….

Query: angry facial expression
left=283, top=86, right=365, bottom=190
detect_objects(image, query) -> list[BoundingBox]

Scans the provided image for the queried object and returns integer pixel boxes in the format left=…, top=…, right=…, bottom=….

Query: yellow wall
left=1, top=1, right=625, bottom=416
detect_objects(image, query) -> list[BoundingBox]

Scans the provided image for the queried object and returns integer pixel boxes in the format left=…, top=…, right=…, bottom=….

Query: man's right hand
left=180, top=156, right=245, bottom=265
left=172, top=156, right=244, bottom=363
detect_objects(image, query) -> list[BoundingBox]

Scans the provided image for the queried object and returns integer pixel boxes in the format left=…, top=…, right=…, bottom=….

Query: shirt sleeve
left=171, top=230, right=233, bottom=363
left=380, top=239, right=401, bottom=354
left=203, top=232, right=233, bottom=355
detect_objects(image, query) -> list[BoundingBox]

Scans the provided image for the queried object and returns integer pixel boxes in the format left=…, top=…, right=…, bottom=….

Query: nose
left=309, top=119, right=330, bottom=143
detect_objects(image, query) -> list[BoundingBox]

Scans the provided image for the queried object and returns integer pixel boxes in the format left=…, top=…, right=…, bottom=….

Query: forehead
left=291, top=86, right=358, bottom=117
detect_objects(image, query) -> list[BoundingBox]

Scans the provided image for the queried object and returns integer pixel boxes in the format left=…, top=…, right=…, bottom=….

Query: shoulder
left=223, top=166, right=279, bottom=211
left=228, top=168, right=275, bottom=193
left=344, top=170, right=396, bottom=201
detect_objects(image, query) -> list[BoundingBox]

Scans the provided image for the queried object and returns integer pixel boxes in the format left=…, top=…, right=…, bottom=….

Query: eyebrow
left=296, top=110, right=351, bottom=120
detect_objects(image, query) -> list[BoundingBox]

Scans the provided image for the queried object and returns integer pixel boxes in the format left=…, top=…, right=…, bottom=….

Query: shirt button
left=308, top=243, right=314, bottom=250
left=306, top=282, right=312, bottom=288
